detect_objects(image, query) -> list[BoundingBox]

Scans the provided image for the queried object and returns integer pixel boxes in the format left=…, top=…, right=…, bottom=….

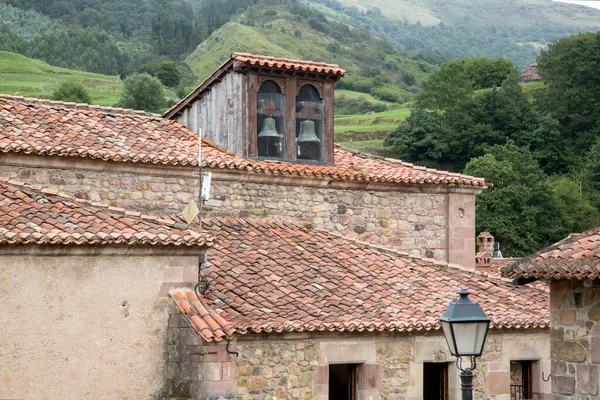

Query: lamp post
left=439, top=289, right=491, bottom=400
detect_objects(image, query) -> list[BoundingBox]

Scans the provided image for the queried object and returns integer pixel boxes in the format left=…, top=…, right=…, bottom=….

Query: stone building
left=0, top=177, right=213, bottom=399
left=0, top=91, right=487, bottom=268
left=167, top=217, right=551, bottom=399
left=521, top=63, right=541, bottom=83
left=0, top=54, right=553, bottom=399
left=502, top=227, right=600, bottom=398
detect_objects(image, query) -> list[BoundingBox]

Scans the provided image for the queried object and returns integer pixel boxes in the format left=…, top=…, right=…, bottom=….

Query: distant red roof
left=0, top=95, right=489, bottom=188
left=502, top=227, right=600, bottom=281
left=0, top=177, right=213, bottom=248
left=172, top=217, right=549, bottom=338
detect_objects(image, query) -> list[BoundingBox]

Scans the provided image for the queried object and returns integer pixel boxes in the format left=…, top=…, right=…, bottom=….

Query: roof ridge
left=233, top=52, right=341, bottom=68
left=0, top=177, right=187, bottom=229
left=0, top=94, right=161, bottom=118
left=310, top=226, right=541, bottom=290
left=333, top=145, right=489, bottom=185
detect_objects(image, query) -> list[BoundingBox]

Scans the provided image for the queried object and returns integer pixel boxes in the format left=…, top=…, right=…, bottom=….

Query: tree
left=384, top=108, right=448, bottom=167
left=463, top=143, right=562, bottom=256
left=548, top=174, right=600, bottom=236
left=138, top=60, right=181, bottom=87
left=460, top=57, right=516, bottom=90
left=536, top=31, right=600, bottom=153
left=386, top=58, right=569, bottom=174
left=118, top=73, right=165, bottom=112
left=51, top=81, right=92, bottom=104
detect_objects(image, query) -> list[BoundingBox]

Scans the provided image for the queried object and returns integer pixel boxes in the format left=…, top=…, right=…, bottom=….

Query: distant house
left=502, top=227, right=600, bottom=399
left=0, top=53, right=552, bottom=400
left=522, top=62, right=541, bottom=82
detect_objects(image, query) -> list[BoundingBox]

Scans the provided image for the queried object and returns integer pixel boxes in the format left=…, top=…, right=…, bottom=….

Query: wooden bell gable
left=165, top=53, right=345, bottom=165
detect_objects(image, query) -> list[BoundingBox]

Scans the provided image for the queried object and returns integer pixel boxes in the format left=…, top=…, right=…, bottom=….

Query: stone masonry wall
left=0, top=163, right=200, bottom=215
left=205, top=180, right=449, bottom=260
left=168, top=328, right=550, bottom=400
left=0, top=161, right=457, bottom=261
left=550, top=280, right=600, bottom=398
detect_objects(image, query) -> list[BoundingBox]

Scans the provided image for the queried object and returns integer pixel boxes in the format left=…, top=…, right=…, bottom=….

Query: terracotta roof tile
left=169, top=288, right=235, bottom=342
left=501, top=227, right=600, bottom=281
left=0, top=177, right=213, bottom=247
left=233, top=53, right=346, bottom=76
left=173, top=218, right=550, bottom=338
left=0, top=96, right=488, bottom=188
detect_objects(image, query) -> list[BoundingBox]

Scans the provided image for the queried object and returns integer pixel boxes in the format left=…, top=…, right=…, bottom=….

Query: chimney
left=477, top=232, right=494, bottom=253
left=475, top=232, right=495, bottom=271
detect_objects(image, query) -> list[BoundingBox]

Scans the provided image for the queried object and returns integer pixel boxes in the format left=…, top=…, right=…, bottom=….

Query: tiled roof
left=181, top=217, right=549, bottom=337
left=170, top=288, right=235, bottom=342
left=0, top=95, right=199, bottom=166
left=0, top=96, right=489, bottom=188
left=501, top=227, right=600, bottom=281
left=332, top=146, right=488, bottom=186
left=0, top=177, right=213, bottom=247
left=233, top=53, right=346, bottom=76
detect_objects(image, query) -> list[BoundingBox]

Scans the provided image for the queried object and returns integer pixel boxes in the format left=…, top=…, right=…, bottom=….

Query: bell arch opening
left=296, top=84, right=324, bottom=162
left=257, top=80, right=285, bottom=158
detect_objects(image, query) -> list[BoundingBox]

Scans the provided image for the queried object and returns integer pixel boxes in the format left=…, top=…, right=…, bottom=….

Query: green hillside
left=185, top=4, right=435, bottom=99
left=186, top=22, right=300, bottom=81
left=327, top=0, right=600, bottom=29
left=306, top=0, right=600, bottom=68
left=0, top=51, right=123, bottom=105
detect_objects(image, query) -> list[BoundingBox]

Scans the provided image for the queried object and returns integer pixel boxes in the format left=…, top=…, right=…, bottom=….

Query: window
left=257, top=80, right=285, bottom=158
left=423, top=362, right=448, bottom=400
left=296, top=84, right=324, bottom=161
left=329, top=364, right=357, bottom=400
left=511, top=360, right=533, bottom=400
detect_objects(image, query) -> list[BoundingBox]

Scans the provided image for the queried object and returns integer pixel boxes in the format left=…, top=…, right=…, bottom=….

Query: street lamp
left=439, top=289, right=491, bottom=400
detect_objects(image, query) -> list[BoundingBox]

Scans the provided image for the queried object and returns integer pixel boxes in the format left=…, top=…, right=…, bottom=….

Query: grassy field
left=0, top=51, right=123, bottom=105
left=334, top=107, right=411, bottom=156
left=335, top=89, right=394, bottom=107
left=335, top=108, right=411, bottom=134
left=520, top=80, right=545, bottom=99
left=336, top=139, right=392, bottom=155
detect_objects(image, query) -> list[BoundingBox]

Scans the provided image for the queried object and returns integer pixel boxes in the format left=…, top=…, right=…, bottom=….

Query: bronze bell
left=297, top=120, right=321, bottom=143
left=258, top=117, right=282, bottom=139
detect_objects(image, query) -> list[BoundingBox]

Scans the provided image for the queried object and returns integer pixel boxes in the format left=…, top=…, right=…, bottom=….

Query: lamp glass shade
left=439, top=289, right=491, bottom=357
left=441, top=320, right=457, bottom=355
left=451, top=321, right=489, bottom=356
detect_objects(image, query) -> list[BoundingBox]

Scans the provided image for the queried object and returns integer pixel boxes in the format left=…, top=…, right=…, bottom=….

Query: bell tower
left=164, top=53, right=345, bottom=164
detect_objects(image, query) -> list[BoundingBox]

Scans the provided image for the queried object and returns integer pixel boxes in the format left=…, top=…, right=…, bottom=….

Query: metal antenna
left=198, top=128, right=203, bottom=230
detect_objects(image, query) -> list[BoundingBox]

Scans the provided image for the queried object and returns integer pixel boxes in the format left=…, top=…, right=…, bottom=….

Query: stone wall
left=169, top=327, right=551, bottom=400
left=0, top=162, right=200, bottom=215
left=0, top=252, right=200, bottom=399
left=0, top=157, right=481, bottom=264
left=550, top=279, right=600, bottom=398
left=205, top=180, right=450, bottom=260
left=167, top=303, right=238, bottom=399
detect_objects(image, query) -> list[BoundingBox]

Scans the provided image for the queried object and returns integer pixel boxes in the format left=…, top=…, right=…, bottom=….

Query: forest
left=385, top=31, right=600, bottom=257
left=0, top=0, right=262, bottom=75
